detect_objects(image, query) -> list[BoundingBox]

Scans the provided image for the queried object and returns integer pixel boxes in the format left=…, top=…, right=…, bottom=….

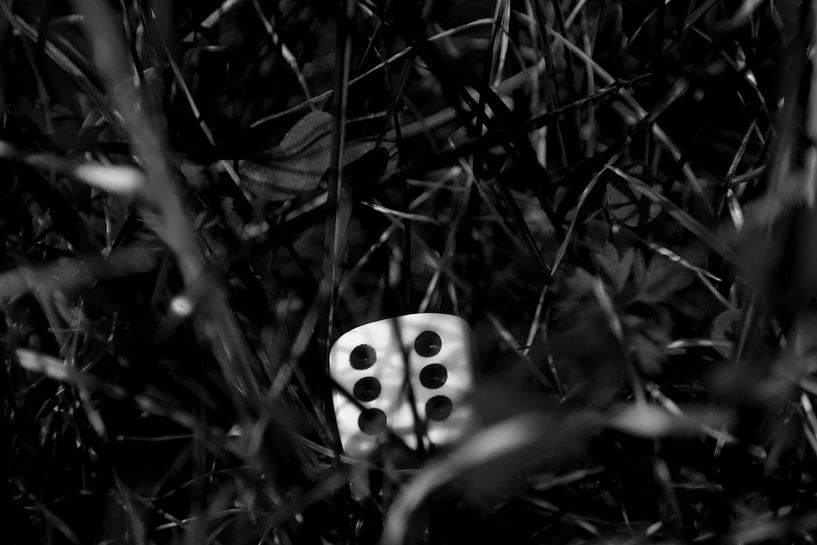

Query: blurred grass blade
left=0, top=245, right=157, bottom=301
left=380, top=413, right=553, bottom=545
left=72, top=0, right=263, bottom=406
left=1, top=140, right=145, bottom=195
left=71, top=162, right=144, bottom=194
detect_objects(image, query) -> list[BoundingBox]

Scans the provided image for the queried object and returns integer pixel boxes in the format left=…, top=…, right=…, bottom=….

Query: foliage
left=2, top=0, right=817, bottom=544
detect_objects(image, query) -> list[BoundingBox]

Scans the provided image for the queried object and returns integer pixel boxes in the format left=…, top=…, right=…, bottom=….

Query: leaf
left=240, top=111, right=332, bottom=199
left=606, top=163, right=662, bottom=226
left=711, top=309, right=740, bottom=357
left=631, top=331, right=667, bottom=374
left=637, top=256, right=695, bottom=303
left=616, top=248, right=636, bottom=292
left=594, top=242, right=620, bottom=279
left=594, top=243, right=635, bottom=292
left=239, top=111, right=397, bottom=200
left=278, top=111, right=333, bottom=156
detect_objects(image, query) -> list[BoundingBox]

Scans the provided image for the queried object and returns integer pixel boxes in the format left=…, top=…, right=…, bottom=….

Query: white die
left=329, top=313, right=476, bottom=458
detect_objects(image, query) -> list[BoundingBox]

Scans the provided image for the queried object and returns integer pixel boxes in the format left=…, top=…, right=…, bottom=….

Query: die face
left=330, top=313, right=475, bottom=458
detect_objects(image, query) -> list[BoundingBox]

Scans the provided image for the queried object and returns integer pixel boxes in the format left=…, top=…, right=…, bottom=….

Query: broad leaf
left=607, top=163, right=662, bottom=226
left=240, top=111, right=397, bottom=200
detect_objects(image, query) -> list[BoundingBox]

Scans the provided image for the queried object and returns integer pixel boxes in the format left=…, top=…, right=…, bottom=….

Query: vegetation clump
left=1, top=1, right=816, bottom=544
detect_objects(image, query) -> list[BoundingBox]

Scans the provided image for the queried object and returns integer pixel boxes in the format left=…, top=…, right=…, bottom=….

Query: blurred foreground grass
left=3, top=0, right=817, bottom=544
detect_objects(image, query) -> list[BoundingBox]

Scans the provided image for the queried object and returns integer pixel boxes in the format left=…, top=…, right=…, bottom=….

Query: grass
left=2, top=0, right=816, bottom=543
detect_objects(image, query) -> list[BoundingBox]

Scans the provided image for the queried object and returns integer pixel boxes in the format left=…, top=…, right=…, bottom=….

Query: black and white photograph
left=1, top=0, right=813, bottom=543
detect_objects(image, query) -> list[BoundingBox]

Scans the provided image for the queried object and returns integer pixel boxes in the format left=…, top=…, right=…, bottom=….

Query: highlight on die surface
left=329, top=313, right=476, bottom=459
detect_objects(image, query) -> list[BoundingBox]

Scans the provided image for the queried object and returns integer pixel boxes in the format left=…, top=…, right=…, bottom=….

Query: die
left=329, top=313, right=476, bottom=458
